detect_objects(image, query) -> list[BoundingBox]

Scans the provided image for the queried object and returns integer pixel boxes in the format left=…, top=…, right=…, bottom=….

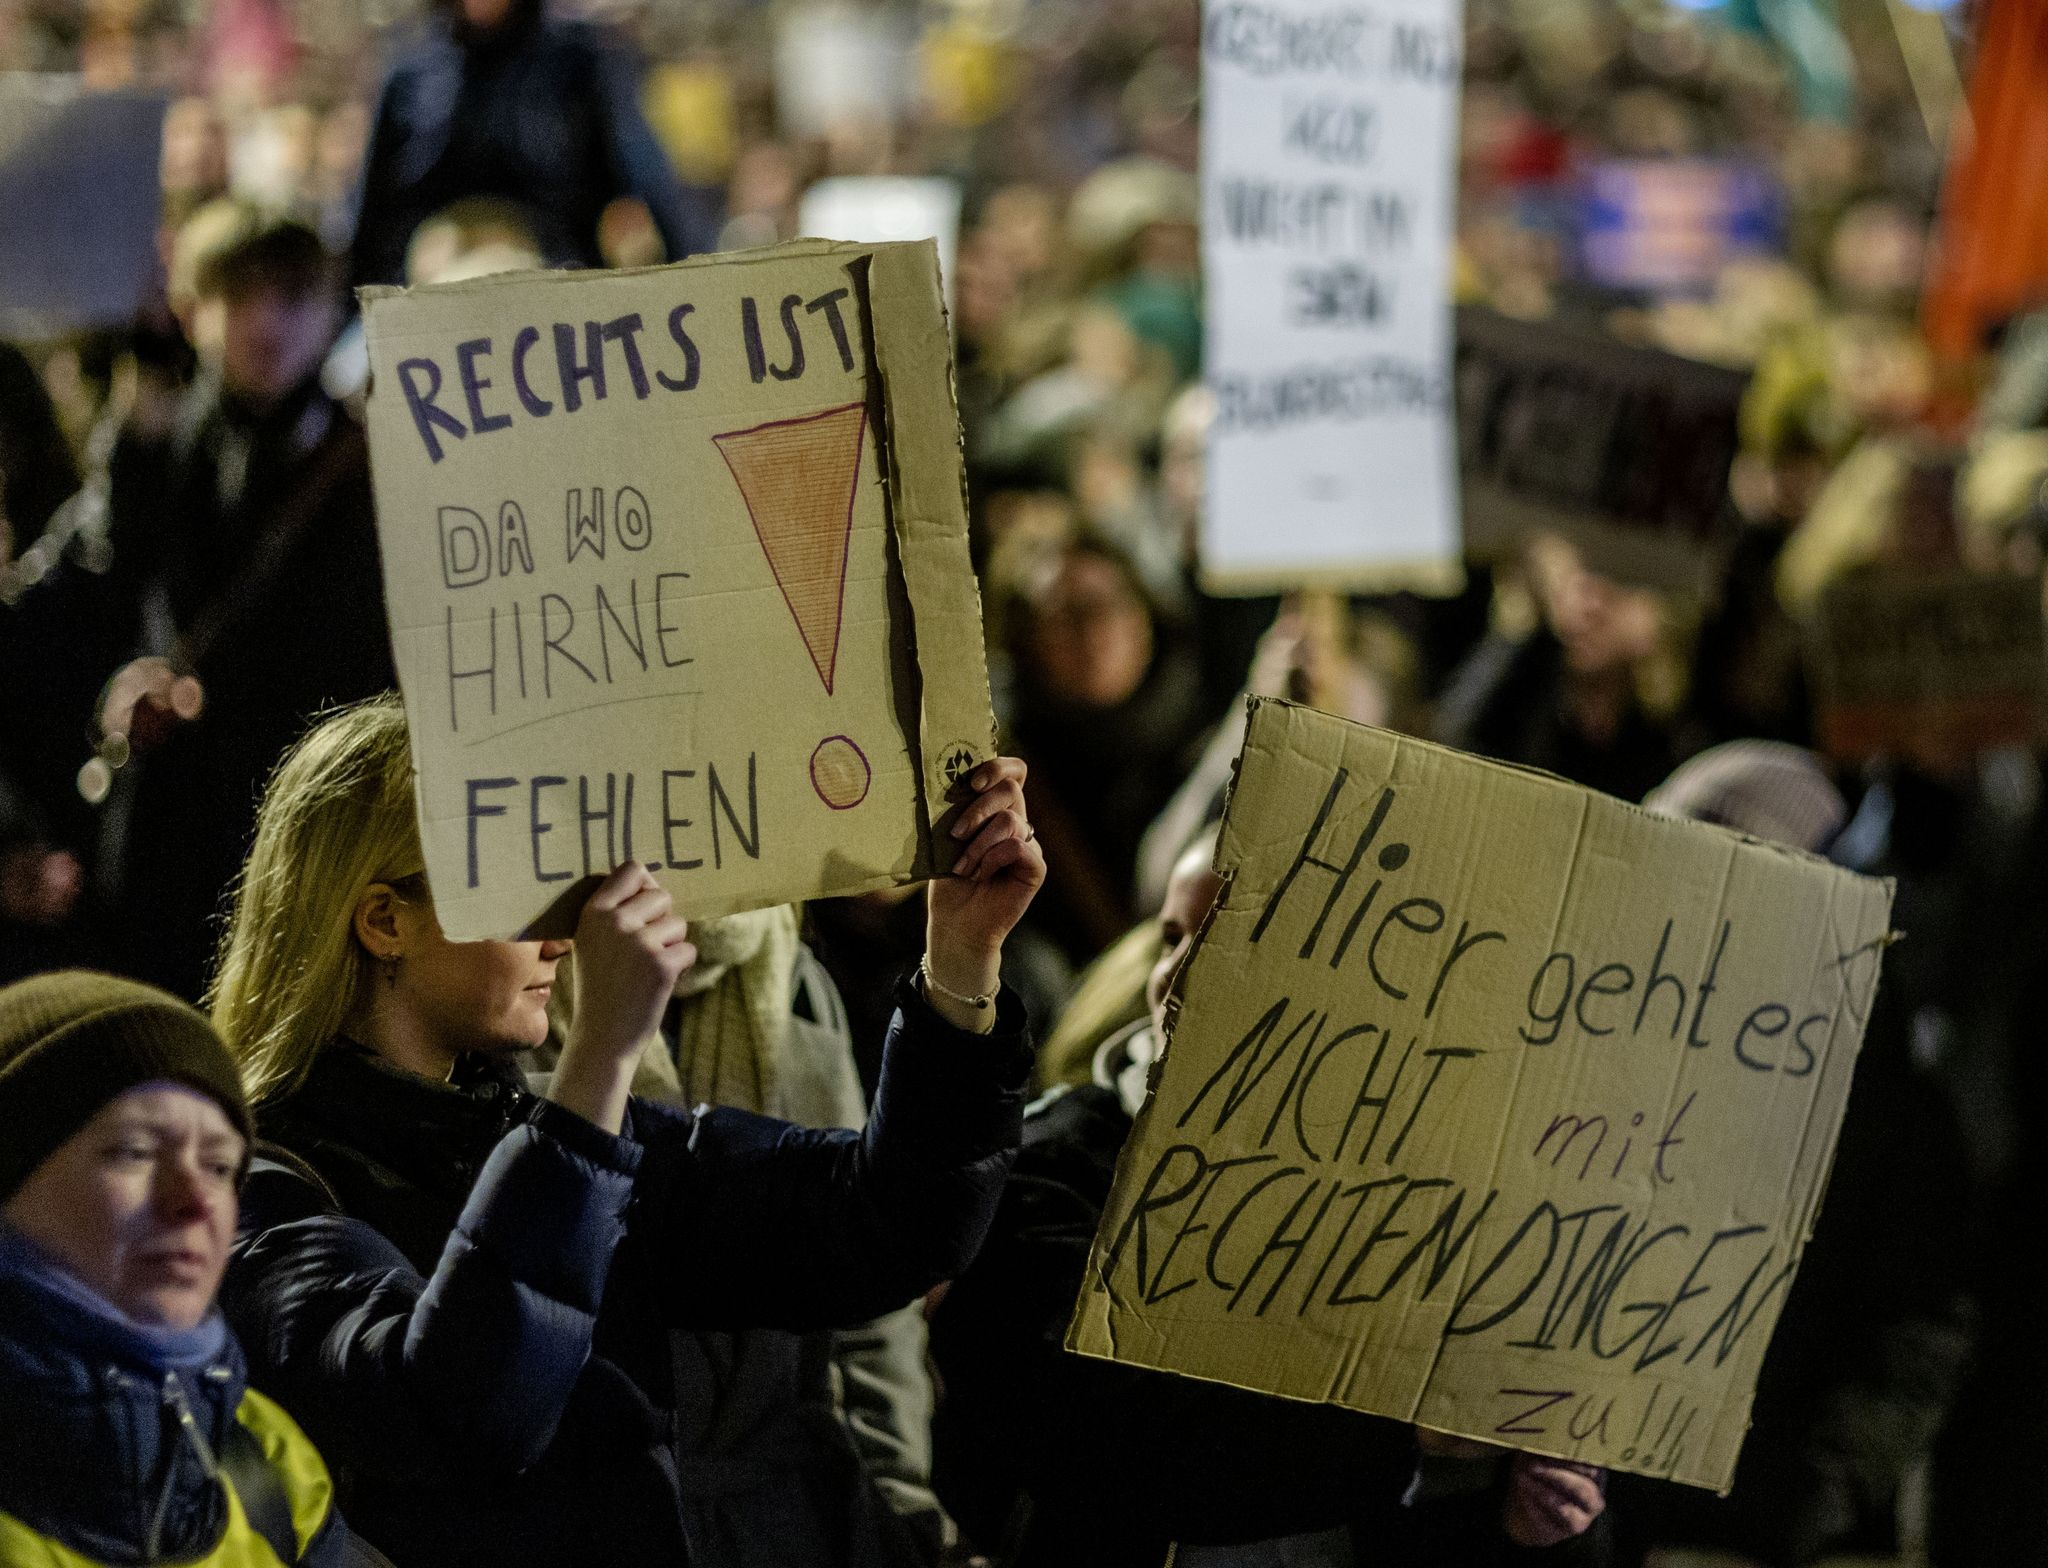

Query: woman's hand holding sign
left=924, top=756, right=1044, bottom=1033
left=553, top=862, right=696, bottom=1132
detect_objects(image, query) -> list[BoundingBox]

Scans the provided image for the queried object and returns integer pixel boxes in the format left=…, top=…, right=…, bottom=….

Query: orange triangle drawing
left=713, top=401, right=870, bottom=694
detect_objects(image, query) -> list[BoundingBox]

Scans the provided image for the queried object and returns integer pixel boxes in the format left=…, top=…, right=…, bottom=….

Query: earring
left=381, top=954, right=400, bottom=987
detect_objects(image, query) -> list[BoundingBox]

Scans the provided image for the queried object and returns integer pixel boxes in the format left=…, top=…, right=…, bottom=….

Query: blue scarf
left=0, top=1218, right=229, bottom=1375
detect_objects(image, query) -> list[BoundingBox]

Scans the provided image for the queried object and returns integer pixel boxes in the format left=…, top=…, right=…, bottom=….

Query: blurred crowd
left=3, top=0, right=2047, bottom=1566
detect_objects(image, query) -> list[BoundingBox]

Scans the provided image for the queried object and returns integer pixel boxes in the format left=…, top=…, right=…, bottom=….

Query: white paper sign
left=800, top=177, right=962, bottom=308
left=1198, top=0, right=1463, bottom=591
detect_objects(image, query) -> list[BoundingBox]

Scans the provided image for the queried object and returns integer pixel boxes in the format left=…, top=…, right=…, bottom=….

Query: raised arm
left=631, top=758, right=1044, bottom=1328
left=628, top=978, right=1031, bottom=1330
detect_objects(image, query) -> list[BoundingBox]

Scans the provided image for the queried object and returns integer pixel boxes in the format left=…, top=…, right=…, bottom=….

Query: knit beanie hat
left=0, top=971, right=254, bottom=1204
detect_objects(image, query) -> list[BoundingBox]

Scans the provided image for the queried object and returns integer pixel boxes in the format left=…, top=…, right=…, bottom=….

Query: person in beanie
left=0, top=971, right=371, bottom=1567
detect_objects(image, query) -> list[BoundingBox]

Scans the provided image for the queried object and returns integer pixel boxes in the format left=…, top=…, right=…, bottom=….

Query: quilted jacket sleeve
left=630, top=980, right=1033, bottom=1331
left=222, top=1099, right=640, bottom=1476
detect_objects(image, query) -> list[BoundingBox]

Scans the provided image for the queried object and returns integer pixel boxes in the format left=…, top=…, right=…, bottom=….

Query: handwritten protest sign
left=1068, top=699, right=1894, bottom=1492
left=1197, top=0, right=1463, bottom=592
left=360, top=240, right=994, bottom=940
left=1811, top=571, right=2046, bottom=762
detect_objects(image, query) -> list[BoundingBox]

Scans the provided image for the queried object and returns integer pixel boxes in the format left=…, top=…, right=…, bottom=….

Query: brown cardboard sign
left=1067, top=699, right=1893, bottom=1493
left=360, top=240, right=993, bottom=939
left=1812, top=571, right=2046, bottom=763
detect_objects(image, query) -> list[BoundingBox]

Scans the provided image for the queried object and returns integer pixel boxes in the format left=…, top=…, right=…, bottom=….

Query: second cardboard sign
left=1068, top=699, right=1894, bottom=1493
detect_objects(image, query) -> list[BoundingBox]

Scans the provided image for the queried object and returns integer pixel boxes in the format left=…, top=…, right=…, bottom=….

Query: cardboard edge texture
left=862, top=240, right=999, bottom=872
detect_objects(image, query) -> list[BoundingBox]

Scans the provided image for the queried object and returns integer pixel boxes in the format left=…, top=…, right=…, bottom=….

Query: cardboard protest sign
left=1197, top=0, right=1463, bottom=593
left=359, top=239, right=994, bottom=940
left=1456, top=307, right=1748, bottom=592
left=1068, top=699, right=1894, bottom=1492
left=1811, top=571, right=2046, bottom=762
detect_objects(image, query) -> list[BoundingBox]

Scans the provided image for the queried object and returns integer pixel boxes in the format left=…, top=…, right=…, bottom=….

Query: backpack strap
left=244, top=1140, right=344, bottom=1214
left=219, top=1419, right=301, bottom=1565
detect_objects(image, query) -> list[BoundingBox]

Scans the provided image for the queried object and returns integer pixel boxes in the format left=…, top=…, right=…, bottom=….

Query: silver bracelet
left=919, top=954, right=995, bottom=1011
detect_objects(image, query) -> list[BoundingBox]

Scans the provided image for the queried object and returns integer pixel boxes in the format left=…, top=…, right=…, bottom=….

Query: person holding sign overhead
left=209, top=694, right=1045, bottom=1568
left=928, top=832, right=1611, bottom=1568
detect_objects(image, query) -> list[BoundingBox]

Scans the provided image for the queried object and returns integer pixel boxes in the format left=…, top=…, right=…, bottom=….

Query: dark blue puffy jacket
left=221, top=983, right=1030, bottom=1568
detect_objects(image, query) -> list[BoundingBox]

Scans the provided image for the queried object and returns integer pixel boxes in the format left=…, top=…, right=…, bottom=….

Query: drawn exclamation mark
left=1655, top=1406, right=1700, bottom=1476
left=1622, top=1385, right=1660, bottom=1462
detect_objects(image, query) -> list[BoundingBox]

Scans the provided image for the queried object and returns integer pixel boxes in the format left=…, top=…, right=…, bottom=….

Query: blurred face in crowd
left=729, top=142, right=801, bottom=226
left=1133, top=219, right=1199, bottom=279
left=978, top=185, right=1057, bottom=284
left=3, top=1084, right=243, bottom=1331
left=984, top=490, right=1076, bottom=554
left=220, top=282, right=336, bottom=407
left=1528, top=536, right=1662, bottom=677
left=1070, top=306, right=1142, bottom=390
left=1827, top=198, right=1926, bottom=311
left=356, top=881, right=571, bottom=1066
left=318, top=102, right=371, bottom=203
left=1148, top=841, right=1225, bottom=1032
left=1024, top=548, right=1155, bottom=709
left=159, top=96, right=227, bottom=200
left=460, top=0, right=516, bottom=30
left=954, top=234, right=1019, bottom=345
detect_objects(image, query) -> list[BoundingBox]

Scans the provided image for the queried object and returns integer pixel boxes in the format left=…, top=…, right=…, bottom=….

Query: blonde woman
left=211, top=696, right=1044, bottom=1568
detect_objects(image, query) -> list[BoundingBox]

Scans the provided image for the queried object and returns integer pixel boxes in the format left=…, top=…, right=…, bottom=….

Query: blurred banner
left=1197, top=0, right=1464, bottom=594
left=799, top=177, right=962, bottom=308
left=1456, top=307, right=1749, bottom=592
left=0, top=80, right=166, bottom=340
left=1577, top=159, right=1782, bottom=297
left=1811, top=571, right=2047, bottom=762
left=1923, top=0, right=2048, bottom=369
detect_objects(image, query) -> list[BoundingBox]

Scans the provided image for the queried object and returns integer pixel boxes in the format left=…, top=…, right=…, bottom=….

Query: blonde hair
left=208, top=694, right=423, bottom=1105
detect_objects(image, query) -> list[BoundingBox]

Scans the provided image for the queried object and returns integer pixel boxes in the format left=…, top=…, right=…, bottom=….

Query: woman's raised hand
left=924, top=757, right=1045, bottom=1031
left=551, top=863, right=695, bottom=1133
